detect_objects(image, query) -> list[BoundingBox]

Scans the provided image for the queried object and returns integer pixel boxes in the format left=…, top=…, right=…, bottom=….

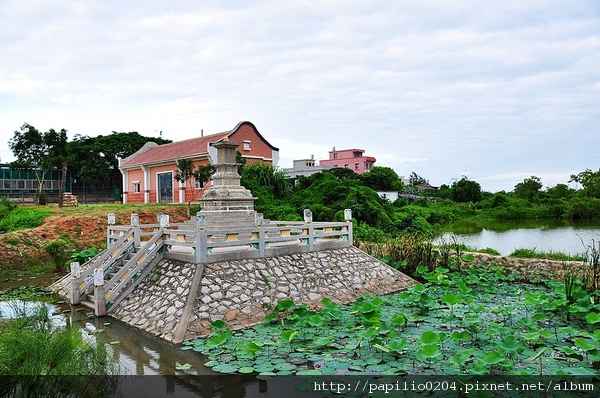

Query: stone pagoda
left=197, top=139, right=259, bottom=230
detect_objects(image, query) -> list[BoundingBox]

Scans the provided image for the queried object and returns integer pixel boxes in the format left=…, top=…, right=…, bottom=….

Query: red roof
left=119, top=132, right=228, bottom=168
left=119, top=121, right=279, bottom=169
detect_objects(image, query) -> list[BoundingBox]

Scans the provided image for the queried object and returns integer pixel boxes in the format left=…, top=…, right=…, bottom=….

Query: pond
left=0, top=299, right=294, bottom=397
left=439, top=219, right=600, bottom=256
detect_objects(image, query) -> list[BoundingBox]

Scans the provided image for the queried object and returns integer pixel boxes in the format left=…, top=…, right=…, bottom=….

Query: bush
left=566, top=197, right=600, bottom=220
left=44, top=240, right=70, bottom=271
left=37, top=191, right=48, bottom=205
left=70, top=247, right=102, bottom=265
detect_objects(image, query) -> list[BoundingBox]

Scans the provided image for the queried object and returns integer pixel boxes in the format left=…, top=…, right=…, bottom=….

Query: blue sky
left=1, top=1, right=598, bottom=192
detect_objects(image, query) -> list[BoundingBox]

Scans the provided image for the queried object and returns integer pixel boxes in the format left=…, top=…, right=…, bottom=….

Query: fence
left=107, top=220, right=353, bottom=264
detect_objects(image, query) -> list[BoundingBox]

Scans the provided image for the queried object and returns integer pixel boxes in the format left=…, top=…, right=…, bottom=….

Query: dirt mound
left=0, top=205, right=190, bottom=277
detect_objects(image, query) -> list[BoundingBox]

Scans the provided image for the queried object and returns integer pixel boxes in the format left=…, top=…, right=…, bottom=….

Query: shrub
left=44, top=240, right=70, bottom=271
left=70, top=247, right=102, bottom=265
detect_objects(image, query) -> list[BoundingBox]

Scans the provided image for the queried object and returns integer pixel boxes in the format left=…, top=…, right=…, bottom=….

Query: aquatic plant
left=183, top=265, right=600, bottom=377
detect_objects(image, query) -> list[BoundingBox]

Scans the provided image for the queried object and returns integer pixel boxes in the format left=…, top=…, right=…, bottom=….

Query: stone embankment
left=109, top=246, right=415, bottom=342
left=466, top=252, right=587, bottom=281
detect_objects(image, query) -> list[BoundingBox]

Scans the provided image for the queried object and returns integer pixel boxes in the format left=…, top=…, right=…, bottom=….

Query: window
left=354, top=151, right=361, bottom=158
left=194, top=177, right=205, bottom=189
left=133, top=181, right=141, bottom=193
left=355, top=163, right=359, bottom=170
left=333, top=153, right=338, bottom=159
left=344, top=164, right=349, bottom=168
left=243, top=140, right=251, bottom=151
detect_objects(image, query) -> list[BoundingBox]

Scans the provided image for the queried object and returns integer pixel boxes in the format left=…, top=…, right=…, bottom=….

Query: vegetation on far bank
left=242, top=165, right=600, bottom=236
left=0, top=164, right=599, bottom=278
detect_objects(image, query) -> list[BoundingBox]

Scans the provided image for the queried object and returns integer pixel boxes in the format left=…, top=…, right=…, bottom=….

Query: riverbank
left=465, top=252, right=588, bottom=283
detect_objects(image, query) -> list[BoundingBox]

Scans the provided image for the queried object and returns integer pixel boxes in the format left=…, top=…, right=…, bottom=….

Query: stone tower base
left=109, top=246, right=415, bottom=342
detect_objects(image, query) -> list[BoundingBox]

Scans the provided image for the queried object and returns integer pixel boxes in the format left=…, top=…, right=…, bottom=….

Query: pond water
left=438, top=219, right=600, bottom=256
left=0, top=299, right=294, bottom=397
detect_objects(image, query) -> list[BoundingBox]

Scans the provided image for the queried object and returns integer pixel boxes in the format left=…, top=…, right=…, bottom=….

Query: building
left=377, top=191, right=400, bottom=202
left=0, top=164, right=72, bottom=202
left=284, top=156, right=333, bottom=178
left=319, top=148, right=375, bottom=174
left=118, top=121, right=279, bottom=204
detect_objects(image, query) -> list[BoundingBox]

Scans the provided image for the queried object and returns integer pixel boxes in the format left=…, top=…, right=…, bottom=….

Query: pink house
left=319, top=148, right=376, bottom=175
left=118, top=121, right=279, bottom=204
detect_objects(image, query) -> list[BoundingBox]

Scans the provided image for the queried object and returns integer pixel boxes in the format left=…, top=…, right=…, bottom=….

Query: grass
left=509, top=248, right=587, bottom=262
left=0, top=303, right=119, bottom=396
left=0, top=206, right=54, bottom=233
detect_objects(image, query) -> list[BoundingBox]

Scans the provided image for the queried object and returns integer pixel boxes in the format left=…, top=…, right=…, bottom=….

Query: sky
left=1, top=1, right=598, bottom=193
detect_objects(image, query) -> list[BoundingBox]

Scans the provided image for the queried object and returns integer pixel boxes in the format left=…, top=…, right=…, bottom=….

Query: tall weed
left=0, top=304, right=119, bottom=396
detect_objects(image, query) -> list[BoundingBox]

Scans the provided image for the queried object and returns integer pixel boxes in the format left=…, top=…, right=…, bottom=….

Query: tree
left=9, top=123, right=68, bottom=204
left=328, top=167, right=359, bottom=180
left=570, top=169, right=600, bottom=198
left=67, top=132, right=171, bottom=198
left=175, top=159, right=215, bottom=216
left=409, top=171, right=429, bottom=186
left=513, top=176, right=543, bottom=201
left=360, top=166, right=402, bottom=191
left=450, top=176, right=482, bottom=203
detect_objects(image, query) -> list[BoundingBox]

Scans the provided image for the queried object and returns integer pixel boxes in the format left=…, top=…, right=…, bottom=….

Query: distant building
left=0, top=164, right=72, bottom=202
left=413, top=183, right=438, bottom=191
left=377, top=191, right=400, bottom=201
left=319, top=148, right=375, bottom=175
left=284, top=157, right=333, bottom=178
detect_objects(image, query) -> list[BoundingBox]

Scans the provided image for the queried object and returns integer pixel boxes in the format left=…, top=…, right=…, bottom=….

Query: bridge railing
left=106, top=221, right=352, bottom=264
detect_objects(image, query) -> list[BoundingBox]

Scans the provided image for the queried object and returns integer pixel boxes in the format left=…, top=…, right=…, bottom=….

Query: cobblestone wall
left=109, top=246, right=415, bottom=342
left=183, top=246, right=414, bottom=340
left=111, top=259, right=197, bottom=341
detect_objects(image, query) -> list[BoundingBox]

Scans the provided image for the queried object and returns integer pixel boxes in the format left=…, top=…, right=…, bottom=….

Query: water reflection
left=1, top=301, right=286, bottom=397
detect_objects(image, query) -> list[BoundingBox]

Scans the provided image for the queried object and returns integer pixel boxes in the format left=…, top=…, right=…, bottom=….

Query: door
left=158, top=172, right=173, bottom=203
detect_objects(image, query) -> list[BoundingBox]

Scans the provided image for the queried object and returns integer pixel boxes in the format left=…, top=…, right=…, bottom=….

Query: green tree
left=513, top=176, right=543, bottom=201
left=409, top=171, right=429, bottom=186
left=545, top=183, right=575, bottom=201
left=328, top=167, right=359, bottom=180
left=570, top=169, right=600, bottom=198
left=9, top=123, right=68, bottom=204
left=68, top=132, right=171, bottom=194
left=450, top=176, right=482, bottom=203
left=175, top=159, right=214, bottom=216
left=360, top=166, right=402, bottom=191
left=241, top=163, right=292, bottom=199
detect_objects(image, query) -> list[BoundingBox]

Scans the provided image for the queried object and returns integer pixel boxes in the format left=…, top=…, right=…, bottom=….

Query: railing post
left=106, top=213, right=115, bottom=246
left=259, top=228, right=266, bottom=257
left=196, top=231, right=208, bottom=263
left=130, top=214, right=141, bottom=248
left=347, top=221, right=353, bottom=246
left=308, top=224, right=315, bottom=251
left=93, top=268, right=107, bottom=316
left=70, top=262, right=81, bottom=305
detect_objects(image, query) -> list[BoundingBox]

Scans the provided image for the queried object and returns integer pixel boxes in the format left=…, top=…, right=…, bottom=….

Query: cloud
left=0, top=0, right=598, bottom=193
